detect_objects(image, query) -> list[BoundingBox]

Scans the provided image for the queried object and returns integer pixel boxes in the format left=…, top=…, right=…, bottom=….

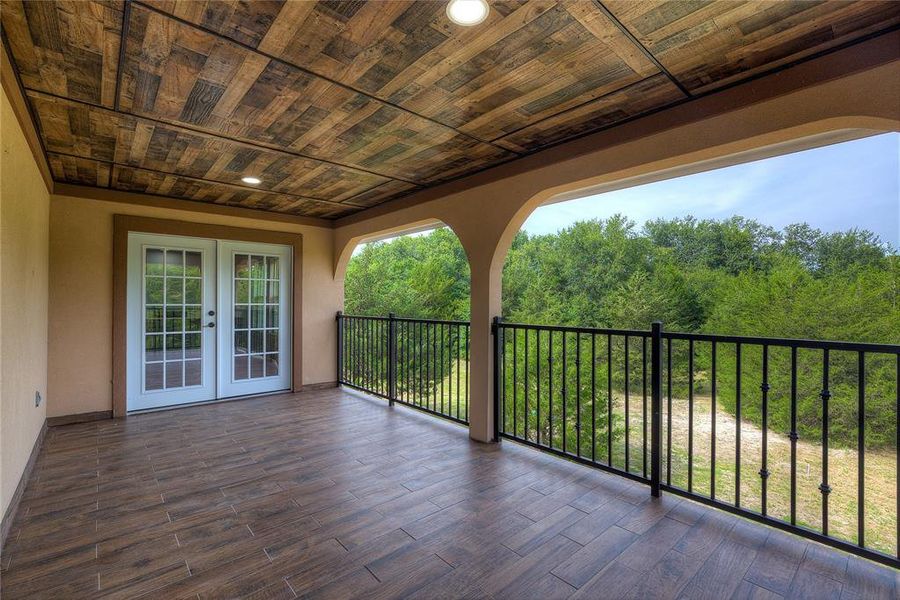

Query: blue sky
left=360, top=133, right=899, bottom=251
left=522, top=132, right=899, bottom=245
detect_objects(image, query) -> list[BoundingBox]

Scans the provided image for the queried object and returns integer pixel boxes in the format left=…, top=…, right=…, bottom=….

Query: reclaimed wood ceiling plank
left=110, top=163, right=362, bottom=218
left=603, top=0, right=900, bottom=94
left=118, top=3, right=515, bottom=184
left=140, top=1, right=662, bottom=144
left=3, top=0, right=898, bottom=217
left=1, top=0, right=123, bottom=108
left=25, top=91, right=399, bottom=205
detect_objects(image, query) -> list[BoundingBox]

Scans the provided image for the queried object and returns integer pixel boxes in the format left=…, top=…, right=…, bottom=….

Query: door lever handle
left=206, top=322, right=216, bottom=328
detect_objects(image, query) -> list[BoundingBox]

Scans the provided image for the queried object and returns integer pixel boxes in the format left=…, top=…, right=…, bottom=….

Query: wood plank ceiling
left=2, top=1, right=898, bottom=219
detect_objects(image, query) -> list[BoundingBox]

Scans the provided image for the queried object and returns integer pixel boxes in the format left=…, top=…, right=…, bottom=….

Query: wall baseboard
left=302, top=381, right=338, bottom=391
left=47, top=410, right=113, bottom=427
left=1, top=419, right=47, bottom=547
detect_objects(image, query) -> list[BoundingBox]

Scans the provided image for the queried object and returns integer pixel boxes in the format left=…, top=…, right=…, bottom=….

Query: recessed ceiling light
left=446, top=0, right=489, bottom=26
left=241, top=176, right=261, bottom=185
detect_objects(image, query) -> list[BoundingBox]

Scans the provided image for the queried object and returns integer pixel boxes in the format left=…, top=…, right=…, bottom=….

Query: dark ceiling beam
left=132, top=1, right=521, bottom=157
left=112, top=0, right=131, bottom=115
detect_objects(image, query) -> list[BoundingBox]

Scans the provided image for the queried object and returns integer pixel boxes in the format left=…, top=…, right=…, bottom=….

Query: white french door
left=126, top=233, right=292, bottom=411
left=217, top=241, right=292, bottom=398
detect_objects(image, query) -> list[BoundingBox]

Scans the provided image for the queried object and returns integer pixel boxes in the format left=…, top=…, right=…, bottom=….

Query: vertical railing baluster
left=895, top=353, right=898, bottom=559
left=625, top=335, right=630, bottom=473
left=790, top=347, right=798, bottom=525
left=525, top=329, right=530, bottom=442
left=666, top=337, right=672, bottom=486
left=537, top=329, right=542, bottom=447
left=760, top=344, right=770, bottom=515
left=549, top=331, right=554, bottom=449
left=650, top=322, right=663, bottom=498
left=821, top=348, right=831, bottom=536
left=336, top=312, right=343, bottom=384
left=576, top=332, right=582, bottom=458
left=501, top=322, right=506, bottom=434
left=491, top=317, right=501, bottom=442
left=607, top=333, right=612, bottom=466
left=735, top=343, right=741, bottom=507
left=388, top=314, right=397, bottom=405
left=688, top=338, right=694, bottom=493
left=456, top=324, right=461, bottom=420
left=441, top=323, right=446, bottom=415
left=432, top=323, right=437, bottom=413
left=562, top=331, right=568, bottom=454
left=513, top=328, right=518, bottom=438
left=642, top=336, right=648, bottom=479
left=591, top=333, right=596, bottom=463
left=465, top=324, right=469, bottom=422
left=857, top=351, right=865, bottom=548
left=419, top=321, right=424, bottom=407
left=711, top=340, right=717, bottom=500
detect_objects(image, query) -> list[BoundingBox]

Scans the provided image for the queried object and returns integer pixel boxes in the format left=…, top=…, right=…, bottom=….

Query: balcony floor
left=2, top=388, right=896, bottom=599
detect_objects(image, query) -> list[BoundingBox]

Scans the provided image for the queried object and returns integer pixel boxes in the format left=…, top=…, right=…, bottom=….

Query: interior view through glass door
left=126, top=233, right=292, bottom=411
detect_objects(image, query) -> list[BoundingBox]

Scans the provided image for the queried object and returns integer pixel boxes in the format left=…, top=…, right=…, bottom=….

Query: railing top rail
left=394, top=316, right=470, bottom=326
left=497, top=321, right=651, bottom=337
left=339, top=313, right=470, bottom=326
left=661, top=331, right=900, bottom=354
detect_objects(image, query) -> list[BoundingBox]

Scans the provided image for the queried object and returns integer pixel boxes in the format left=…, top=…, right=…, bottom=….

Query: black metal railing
left=337, top=312, right=470, bottom=424
left=495, top=319, right=899, bottom=567
left=338, top=312, right=898, bottom=566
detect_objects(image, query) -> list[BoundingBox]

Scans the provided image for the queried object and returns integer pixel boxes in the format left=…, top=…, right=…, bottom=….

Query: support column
left=466, top=250, right=502, bottom=443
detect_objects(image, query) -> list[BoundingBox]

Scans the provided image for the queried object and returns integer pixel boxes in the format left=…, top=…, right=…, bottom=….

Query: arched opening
left=495, top=131, right=898, bottom=554
left=344, top=224, right=471, bottom=321
left=338, top=223, right=473, bottom=423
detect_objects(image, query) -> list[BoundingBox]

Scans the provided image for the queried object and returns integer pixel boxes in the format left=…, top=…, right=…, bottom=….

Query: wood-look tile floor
left=1, top=389, right=896, bottom=599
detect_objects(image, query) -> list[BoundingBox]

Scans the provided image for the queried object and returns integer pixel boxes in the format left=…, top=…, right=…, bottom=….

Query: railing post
left=388, top=313, right=397, bottom=406
left=492, top=316, right=502, bottom=443
left=336, top=311, right=343, bottom=386
left=650, top=321, right=663, bottom=497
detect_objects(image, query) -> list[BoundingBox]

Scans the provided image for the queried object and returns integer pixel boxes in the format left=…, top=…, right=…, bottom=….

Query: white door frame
left=126, top=232, right=293, bottom=412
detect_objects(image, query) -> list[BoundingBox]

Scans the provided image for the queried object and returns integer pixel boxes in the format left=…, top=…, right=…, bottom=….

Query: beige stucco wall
left=47, top=196, right=341, bottom=418
left=1, top=86, right=50, bottom=516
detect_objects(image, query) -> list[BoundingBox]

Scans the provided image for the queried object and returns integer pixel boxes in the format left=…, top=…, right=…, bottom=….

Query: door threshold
left=127, top=389, right=292, bottom=415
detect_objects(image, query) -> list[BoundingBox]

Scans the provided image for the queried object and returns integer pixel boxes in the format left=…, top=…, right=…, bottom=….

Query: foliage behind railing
left=337, top=312, right=469, bottom=424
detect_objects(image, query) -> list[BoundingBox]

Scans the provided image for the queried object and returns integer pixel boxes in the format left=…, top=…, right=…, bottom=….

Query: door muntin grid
left=143, top=247, right=204, bottom=392
left=232, top=253, right=280, bottom=381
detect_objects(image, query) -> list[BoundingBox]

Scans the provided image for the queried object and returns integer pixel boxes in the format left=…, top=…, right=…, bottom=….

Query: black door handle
left=206, top=322, right=216, bottom=328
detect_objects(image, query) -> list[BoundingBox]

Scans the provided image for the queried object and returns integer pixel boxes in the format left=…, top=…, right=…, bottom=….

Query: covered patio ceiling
left=2, top=0, right=897, bottom=219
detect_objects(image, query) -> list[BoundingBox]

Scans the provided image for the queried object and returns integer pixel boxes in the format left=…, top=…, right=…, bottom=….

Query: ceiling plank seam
left=24, top=88, right=421, bottom=187
left=131, top=0, right=522, bottom=158
left=594, top=0, right=693, bottom=99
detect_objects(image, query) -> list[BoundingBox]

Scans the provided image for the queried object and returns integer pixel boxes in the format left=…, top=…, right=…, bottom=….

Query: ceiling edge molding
left=1, top=39, right=53, bottom=194
left=53, top=183, right=336, bottom=229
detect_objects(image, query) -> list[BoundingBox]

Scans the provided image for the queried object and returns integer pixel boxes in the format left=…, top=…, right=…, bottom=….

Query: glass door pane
left=143, top=248, right=204, bottom=392
left=232, top=253, right=281, bottom=382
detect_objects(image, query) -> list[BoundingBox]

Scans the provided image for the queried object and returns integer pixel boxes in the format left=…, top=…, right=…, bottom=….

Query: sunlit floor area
left=1, top=388, right=895, bottom=599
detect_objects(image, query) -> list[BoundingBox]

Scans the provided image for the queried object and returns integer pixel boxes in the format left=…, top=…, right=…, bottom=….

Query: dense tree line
left=345, top=216, right=898, bottom=447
